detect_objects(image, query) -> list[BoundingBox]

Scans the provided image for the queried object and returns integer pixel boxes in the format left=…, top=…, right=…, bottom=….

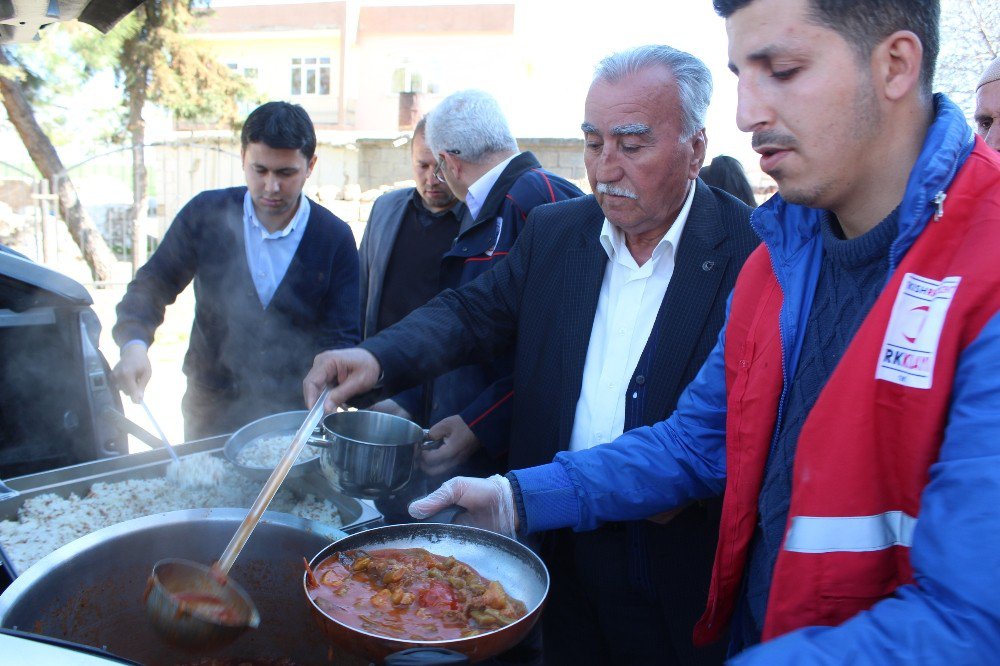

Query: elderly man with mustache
left=305, top=45, right=758, bottom=665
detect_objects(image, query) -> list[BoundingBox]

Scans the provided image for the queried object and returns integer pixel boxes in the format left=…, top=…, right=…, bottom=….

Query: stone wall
left=354, top=137, right=586, bottom=193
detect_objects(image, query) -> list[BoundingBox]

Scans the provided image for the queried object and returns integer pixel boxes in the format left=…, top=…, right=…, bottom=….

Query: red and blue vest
left=694, top=141, right=1000, bottom=644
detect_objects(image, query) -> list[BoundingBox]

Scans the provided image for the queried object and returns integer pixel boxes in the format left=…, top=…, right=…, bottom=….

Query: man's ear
left=307, top=154, right=318, bottom=177
left=875, top=30, right=923, bottom=101
left=443, top=152, right=462, bottom=180
left=689, top=128, right=708, bottom=179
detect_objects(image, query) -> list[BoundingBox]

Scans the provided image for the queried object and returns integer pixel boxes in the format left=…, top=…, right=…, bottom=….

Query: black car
left=0, top=245, right=126, bottom=478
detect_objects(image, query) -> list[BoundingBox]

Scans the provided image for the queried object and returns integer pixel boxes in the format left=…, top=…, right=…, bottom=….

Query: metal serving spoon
left=144, top=387, right=331, bottom=649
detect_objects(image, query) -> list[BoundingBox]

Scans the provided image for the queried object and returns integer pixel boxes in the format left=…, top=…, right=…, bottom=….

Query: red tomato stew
left=306, top=547, right=528, bottom=641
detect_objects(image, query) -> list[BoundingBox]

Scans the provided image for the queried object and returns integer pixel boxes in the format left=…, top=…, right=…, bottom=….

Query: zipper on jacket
left=764, top=248, right=790, bottom=461
left=933, top=192, right=946, bottom=221
left=889, top=130, right=972, bottom=273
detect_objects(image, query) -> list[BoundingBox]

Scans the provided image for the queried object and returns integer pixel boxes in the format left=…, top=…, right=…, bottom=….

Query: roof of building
left=358, top=4, right=514, bottom=35
left=194, top=2, right=514, bottom=35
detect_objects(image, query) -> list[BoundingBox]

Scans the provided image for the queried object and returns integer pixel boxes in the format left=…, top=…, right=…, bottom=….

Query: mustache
left=596, top=183, right=639, bottom=199
left=752, top=130, right=798, bottom=151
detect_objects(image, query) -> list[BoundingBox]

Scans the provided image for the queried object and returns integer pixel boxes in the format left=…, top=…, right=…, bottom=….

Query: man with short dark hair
left=114, top=101, right=359, bottom=439
left=305, top=46, right=758, bottom=664
left=359, top=116, right=463, bottom=339
left=395, top=0, right=1000, bottom=662
left=975, top=55, right=1000, bottom=151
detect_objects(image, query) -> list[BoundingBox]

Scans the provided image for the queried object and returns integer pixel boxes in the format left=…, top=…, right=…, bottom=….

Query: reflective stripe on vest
left=784, top=511, right=917, bottom=553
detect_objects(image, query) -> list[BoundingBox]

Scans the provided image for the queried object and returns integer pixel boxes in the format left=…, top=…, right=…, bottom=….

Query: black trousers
left=541, top=502, right=726, bottom=666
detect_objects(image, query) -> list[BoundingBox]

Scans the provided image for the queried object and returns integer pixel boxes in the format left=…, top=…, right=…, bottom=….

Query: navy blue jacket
left=392, top=151, right=583, bottom=465
left=113, top=186, right=360, bottom=437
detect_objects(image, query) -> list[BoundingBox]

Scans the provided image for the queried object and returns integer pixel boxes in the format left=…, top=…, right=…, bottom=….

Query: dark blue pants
left=540, top=501, right=726, bottom=665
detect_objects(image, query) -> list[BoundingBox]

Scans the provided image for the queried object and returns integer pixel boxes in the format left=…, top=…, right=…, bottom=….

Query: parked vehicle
left=0, top=245, right=126, bottom=478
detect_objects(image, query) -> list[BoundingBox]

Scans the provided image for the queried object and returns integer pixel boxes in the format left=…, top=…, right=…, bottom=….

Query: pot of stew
left=315, top=410, right=443, bottom=499
left=304, top=523, right=549, bottom=663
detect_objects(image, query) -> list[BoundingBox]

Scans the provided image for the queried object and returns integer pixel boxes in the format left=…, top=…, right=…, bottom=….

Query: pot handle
left=420, top=430, right=445, bottom=451
left=306, top=425, right=329, bottom=448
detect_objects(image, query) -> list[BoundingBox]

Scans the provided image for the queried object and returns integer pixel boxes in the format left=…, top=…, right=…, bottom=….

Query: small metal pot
left=314, top=411, right=442, bottom=500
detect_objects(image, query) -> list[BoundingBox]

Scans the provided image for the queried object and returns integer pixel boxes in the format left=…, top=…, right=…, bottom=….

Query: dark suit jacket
left=363, top=181, right=757, bottom=660
left=364, top=181, right=758, bottom=467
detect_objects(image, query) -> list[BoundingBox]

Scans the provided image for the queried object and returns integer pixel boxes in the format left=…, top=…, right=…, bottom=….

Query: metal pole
left=40, top=179, right=56, bottom=264
left=33, top=180, right=42, bottom=261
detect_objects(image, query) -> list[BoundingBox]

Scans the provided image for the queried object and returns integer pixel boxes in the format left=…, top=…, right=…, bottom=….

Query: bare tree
left=0, top=47, right=118, bottom=282
left=937, top=0, right=999, bottom=118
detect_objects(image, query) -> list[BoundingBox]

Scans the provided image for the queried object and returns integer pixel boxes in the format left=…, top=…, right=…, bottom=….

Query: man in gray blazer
left=307, top=45, right=759, bottom=664
left=359, top=116, right=463, bottom=341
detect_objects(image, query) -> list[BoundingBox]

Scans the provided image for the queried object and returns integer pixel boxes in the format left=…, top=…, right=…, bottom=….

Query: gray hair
left=425, top=89, right=518, bottom=164
left=594, top=45, right=713, bottom=141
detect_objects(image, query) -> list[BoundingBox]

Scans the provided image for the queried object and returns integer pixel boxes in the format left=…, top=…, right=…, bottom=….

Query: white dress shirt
left=568, top=181, right=697, bottom=451
left=121, top=191, right=312, bottom=353
left=243, top=191, right=310, bottom=308
left=464, top=152, right=520, bottom=221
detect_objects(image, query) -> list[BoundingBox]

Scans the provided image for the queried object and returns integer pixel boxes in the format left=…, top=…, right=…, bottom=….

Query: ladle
left=144, top=387, right=332, bottom=649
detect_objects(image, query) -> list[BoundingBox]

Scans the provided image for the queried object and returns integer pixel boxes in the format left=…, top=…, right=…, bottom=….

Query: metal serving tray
left=0, top=435, right=381, bottom=532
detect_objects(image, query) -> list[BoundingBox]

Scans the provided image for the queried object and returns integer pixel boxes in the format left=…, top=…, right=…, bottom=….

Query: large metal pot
left=304, top=523, right=549, bottom=663
left=0, top=509, right=368, bottom=666
left=315, top=411, right=442, bottom=499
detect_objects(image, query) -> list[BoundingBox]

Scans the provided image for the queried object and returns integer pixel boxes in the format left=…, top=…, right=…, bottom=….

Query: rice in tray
left=236, top=432, right=323, bottom=468
left=0, top=451, right=342, bottom=572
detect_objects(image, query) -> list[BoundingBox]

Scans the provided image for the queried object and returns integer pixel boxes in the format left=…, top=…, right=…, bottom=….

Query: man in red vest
left=381, top=0, right=1000, bottom=662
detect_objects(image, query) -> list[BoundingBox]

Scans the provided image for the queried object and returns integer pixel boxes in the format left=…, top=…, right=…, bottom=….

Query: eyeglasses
left=433, top=149, right=461, bottom=184
left=433, top=156, right=448, bottom=184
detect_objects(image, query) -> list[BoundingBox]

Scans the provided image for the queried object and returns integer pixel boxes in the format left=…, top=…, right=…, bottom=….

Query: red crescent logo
left=901, top=305, right=931, bottom=344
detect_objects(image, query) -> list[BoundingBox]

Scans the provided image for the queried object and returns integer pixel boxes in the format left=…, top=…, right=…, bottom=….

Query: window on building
left=291, top=57, right=332, bottom=96
left=226, top=63, right=258, bottom=81
left=391, top=64, right=437, bottom=94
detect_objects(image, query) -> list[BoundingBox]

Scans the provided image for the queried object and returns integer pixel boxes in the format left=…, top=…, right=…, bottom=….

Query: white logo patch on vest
left=875, top=273, right=961, bottom=389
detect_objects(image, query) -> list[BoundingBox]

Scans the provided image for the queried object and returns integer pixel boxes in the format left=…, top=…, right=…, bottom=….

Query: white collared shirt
left=464, top=152, right=520, bottom=221
left=243, top=191, right=310, bottom=307
left=568, top=180, right=697, bottom=452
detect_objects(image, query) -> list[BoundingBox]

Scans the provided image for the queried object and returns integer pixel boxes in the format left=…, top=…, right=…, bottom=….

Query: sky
left=209, top=0, right=760, bottom=174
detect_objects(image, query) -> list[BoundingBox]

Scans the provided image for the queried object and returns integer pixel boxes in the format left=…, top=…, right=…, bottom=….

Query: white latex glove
left=409, top=475, right=518, bottom=539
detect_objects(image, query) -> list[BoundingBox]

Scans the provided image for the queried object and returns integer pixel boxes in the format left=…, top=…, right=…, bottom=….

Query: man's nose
left=986, top=126, right=1000, bottom=153
left=592, top=146, right=623, bottom=183
left=735, top=76, right=772, bottom=133
left=264, top=174, right=280, bottom=192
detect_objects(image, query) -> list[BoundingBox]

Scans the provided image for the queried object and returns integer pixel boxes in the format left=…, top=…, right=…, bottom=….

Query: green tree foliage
left=70, top=0, right=257, bottom=272
left=74, top=1, right=256, bottom=130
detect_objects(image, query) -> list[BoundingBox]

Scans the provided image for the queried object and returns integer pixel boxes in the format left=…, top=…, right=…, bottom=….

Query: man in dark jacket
left=305, top=46, right=758, bottom=665
left=359, top=116, right=464, bottom=340
left=371, top=89, right=583, bottom=519
left=114, top=101, right=359, bottom=440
